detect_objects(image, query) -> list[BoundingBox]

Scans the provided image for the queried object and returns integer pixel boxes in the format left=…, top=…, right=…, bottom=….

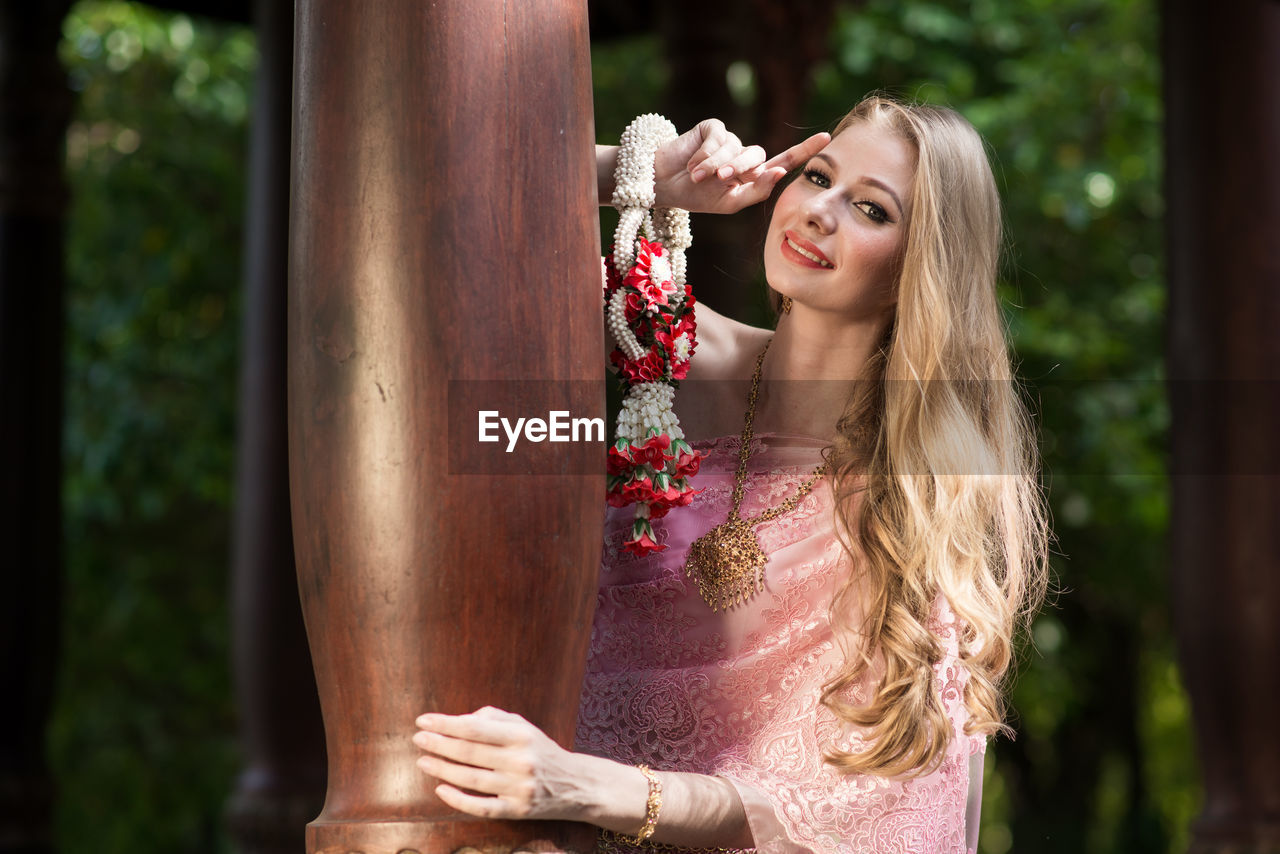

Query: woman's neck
left=750, top=310, right=889, bottom=439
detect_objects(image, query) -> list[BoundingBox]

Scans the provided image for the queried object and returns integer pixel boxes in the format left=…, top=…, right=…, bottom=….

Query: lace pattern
left=578, top=434, right=982, bottom=854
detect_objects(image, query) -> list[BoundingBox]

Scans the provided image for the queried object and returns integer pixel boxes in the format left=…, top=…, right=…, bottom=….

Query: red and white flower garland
left=604, top=115, right=703, bottom=557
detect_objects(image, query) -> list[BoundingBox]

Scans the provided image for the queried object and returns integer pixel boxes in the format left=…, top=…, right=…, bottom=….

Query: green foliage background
left=54, top=1, right=1191, bottom=851
left=57, top=4, right=252, bottom=850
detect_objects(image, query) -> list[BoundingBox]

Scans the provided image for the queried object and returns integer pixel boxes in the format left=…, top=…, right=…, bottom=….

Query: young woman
left=412, top=95, right=1049, bottom=854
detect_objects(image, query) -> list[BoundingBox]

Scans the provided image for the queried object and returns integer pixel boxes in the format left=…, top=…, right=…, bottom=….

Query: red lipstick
left=781, top=230, right=835, bottom=270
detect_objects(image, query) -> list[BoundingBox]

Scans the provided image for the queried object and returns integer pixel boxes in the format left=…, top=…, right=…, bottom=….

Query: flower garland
left=603, top=114, right=702, bottom=557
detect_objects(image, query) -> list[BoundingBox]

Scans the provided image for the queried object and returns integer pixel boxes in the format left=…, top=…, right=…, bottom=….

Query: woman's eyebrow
left=862, top=177, right=904, bottom=219
left=812, top=152, right=905, bottom=219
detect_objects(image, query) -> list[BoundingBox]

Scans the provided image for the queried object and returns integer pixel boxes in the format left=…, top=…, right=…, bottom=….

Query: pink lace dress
left=576, top=433, right=986, bottom=854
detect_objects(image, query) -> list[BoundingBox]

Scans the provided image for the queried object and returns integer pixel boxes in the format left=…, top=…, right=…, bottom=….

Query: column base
left=306, top=817, right=597, bottom=854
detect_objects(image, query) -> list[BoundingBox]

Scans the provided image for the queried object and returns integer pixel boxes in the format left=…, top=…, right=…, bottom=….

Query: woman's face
left=764, top=121, right=916, bottom=323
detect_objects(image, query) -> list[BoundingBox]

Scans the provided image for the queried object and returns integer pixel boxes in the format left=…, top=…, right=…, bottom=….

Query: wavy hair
left=812, top=95, right=1050, bottom=777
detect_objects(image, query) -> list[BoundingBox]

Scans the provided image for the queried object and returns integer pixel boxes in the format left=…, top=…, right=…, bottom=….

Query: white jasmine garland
left=603, top=113, right=702, bottom=558
left=616, top=383, right=683, bottom=441
left=610, top=114, right=691, bottom=285
left=607, top=288, right=645, bottom=361
left=612, top=207, right=649, bottom=274
left=651, top=205, right=691, bottom=288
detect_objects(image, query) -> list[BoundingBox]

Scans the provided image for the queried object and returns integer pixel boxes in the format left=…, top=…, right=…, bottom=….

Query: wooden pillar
left=288, top=1, right=601, bottom=851
left=1165, top=1, right=1280, bottom=851
left=227, top=0, right=327, bottom=850
left=0, top=3, right=72, bottom=852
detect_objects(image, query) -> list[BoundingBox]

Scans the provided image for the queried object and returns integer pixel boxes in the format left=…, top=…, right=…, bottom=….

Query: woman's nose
left=799, top=191, right=837, bottom=234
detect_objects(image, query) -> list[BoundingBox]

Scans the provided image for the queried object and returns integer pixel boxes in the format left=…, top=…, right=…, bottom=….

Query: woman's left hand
left=413, top=706, right=596, bottom=821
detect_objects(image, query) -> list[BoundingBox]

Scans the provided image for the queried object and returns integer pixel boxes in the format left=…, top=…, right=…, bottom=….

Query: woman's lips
left=782, top=231, right=834, bottom=269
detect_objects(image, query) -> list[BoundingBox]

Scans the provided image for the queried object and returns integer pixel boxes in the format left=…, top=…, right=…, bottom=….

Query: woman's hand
left=415, top=706, right=754, bottom=847
left=654, top=120, right=831, bottom=214
left=413, top=706, right=607, bottom=821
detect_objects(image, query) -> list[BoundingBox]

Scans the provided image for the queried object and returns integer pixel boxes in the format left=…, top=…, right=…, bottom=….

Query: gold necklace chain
left=684, top=338, right=828, bottom=611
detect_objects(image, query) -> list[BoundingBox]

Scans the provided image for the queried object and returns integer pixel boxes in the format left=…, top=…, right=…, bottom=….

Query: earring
left=780, top=295, right=792, bottom=314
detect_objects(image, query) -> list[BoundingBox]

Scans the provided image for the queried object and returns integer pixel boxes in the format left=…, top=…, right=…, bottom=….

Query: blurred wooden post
left=226, top=0, right=327, bottom=850
left=0, top=3, right=72, bottom=852
left=1165, top=2, right=1280, bottom=851
left=288, top=1, right=601, bottom=851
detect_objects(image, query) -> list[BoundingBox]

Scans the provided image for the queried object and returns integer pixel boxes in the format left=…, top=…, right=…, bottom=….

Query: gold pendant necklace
left=684, top=338, right=828, bottom=611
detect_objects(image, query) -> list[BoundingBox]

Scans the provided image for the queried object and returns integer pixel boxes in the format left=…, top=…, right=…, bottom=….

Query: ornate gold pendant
left=684, top=519, right=769, bottom=611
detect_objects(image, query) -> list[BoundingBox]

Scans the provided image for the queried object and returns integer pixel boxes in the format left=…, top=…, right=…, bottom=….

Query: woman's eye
left=803, top=168, right=831, bottom=188
left=855, top=201, right=890, bottom=224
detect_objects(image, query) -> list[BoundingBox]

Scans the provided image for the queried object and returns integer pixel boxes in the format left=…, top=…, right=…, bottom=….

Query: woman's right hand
left=654, top=119, right=830, bottom=215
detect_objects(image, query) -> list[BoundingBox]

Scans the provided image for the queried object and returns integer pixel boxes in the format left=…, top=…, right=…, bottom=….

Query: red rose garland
left=604, top=239, right=702, bottom=555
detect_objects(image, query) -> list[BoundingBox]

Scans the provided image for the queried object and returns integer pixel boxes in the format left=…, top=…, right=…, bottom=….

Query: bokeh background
left=50, top=0, right=1185, bottom=851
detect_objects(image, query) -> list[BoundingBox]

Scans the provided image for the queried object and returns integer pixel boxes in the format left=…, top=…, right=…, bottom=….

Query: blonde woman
left=413, top=95, right=1049, bottom=854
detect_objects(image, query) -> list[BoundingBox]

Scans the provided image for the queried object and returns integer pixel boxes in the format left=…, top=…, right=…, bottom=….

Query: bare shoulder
left=688, top=302, right=772, bottom=382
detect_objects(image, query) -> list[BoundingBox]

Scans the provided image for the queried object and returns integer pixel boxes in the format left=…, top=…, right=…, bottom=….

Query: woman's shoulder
left=674, top=303, right=772, bottom=441
left=687, top=302, right=772, bottom=382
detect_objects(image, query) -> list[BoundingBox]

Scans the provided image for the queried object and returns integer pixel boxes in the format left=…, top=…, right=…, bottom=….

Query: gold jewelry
left=684, top=338, right=827, bottom=611
left=616, top=764, right=663, bottom=844
left=780, top=294, right=792, bottom=314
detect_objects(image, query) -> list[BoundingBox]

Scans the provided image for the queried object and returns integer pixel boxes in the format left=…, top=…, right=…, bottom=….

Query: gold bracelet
left=617, top=764, right=663, bottom=844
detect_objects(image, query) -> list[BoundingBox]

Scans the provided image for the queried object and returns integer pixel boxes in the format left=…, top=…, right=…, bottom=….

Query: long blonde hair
left=816, top=95, right=1050, bottom=776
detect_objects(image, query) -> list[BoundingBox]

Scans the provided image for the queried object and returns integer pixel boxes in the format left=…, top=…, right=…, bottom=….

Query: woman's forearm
left=596, top=144, right=619, bottom=205
left=574, top=752, right=755, bottom=848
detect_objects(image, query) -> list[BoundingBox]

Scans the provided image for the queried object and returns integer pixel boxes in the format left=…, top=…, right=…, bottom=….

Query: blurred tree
left=55, top=2, right=253, bottom=851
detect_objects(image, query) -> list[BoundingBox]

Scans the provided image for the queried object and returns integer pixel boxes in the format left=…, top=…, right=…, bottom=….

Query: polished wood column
left=1165, top=1, right=1280, bottom=851
left=0, top=2, right=72, bottom=851
left=227, top=0, right=326, bottom=850
left=289, top=1, right=601, bottom=851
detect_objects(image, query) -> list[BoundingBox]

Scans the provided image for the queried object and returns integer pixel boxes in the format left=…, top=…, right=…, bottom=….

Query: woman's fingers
left=415, top=707, right=526, bottom=746
left=687, top=123, right=771, bottom=183
left=434, top=782, right=532, bottom=819
left=649, top=121, right=830, bottom=212
left=685, top=118, right=729, bottom=181
left=416, top=752, right=505, bottom=794
left=763, top=131, right=831, bottom=173
left=413, top=727, right=506, bottom=770
left=413, top=706, right=553, bottom=820
left=719, top=144, right=768, bottom=179
left=413, top=707, right=541, bottom=780
left=706, top=163, right=785, bottom=210
left=685, top=129, right=829, bottom=213
left=695, top=129, right=828, bottom=184
left=697, top=140, right=765, bottom=180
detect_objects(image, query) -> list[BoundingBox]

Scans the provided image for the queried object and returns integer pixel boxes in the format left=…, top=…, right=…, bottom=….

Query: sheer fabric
left=576, top=434, right=985, bottom=854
